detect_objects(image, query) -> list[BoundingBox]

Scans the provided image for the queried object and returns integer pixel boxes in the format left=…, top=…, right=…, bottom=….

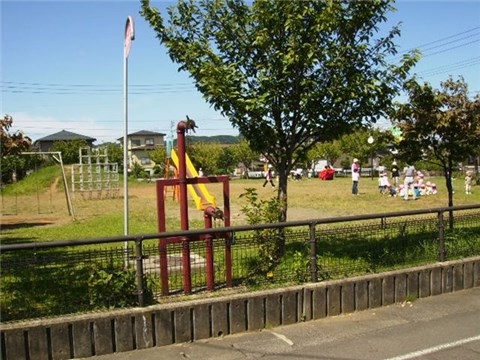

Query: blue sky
left=2, top=0, right=479, bottom=144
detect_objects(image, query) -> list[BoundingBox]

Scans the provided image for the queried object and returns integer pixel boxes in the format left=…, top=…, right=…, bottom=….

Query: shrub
left=239, top=188, right=283, bottom=276
left=87, top=260, right=154, bottom=309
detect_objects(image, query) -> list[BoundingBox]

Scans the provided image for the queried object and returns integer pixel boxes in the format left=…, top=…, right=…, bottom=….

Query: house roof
left=34, top=130, right=97, bottom=143
left=117, top=130, right=166, bottom=141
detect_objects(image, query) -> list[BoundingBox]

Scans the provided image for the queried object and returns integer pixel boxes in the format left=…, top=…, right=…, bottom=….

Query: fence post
left=224, top=233, right=233, bottom=288
left=204, top=235, right=215, bottom=291
left=309, top=222, right=318, bottom=282
left=182, top=237, right=192, bottom=294
left=135, top=237, right=145, bottom=307
left=437, top=211, right=446, bottom=262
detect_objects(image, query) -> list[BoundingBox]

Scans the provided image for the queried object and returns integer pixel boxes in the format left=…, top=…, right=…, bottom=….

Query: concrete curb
left=1, top=257, right=479, bottom=360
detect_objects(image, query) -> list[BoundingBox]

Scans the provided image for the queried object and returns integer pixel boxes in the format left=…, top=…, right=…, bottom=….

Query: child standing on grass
left=380, top=172, right=390, bottom=194
left=465, top=171, right=473, bottom=194
left=262, top=165, right=275, bottom=188
left=386, top=184, right=397, bottom=197
left=378, top=174, right=383, bottom=193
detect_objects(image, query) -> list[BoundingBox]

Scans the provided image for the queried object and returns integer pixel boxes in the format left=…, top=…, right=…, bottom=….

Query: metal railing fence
left=1, top=204, right=479, bottom=322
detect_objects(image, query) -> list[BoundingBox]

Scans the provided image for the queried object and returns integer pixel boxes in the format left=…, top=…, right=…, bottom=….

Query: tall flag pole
left=123, top=16, right=135, bottom=255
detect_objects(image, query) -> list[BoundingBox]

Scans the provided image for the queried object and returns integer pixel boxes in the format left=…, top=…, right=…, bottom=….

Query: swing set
left=0, top=152, right=75, bottom=220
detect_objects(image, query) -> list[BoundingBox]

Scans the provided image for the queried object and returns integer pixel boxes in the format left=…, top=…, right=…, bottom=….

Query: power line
left=421, top=39, right=480, bottom=58
left=1, top=81, right=195, bottom=88
left=1, top=81, right=198, bottom=95
left=3, top=28, right=479, bottom=97
left=389, top=26, right=480, bottom=62
left=397, top=26, right=480, bottom=55
left=418, top=56, right=480, bottom=77
left=419, top=32, right=480, bottom=53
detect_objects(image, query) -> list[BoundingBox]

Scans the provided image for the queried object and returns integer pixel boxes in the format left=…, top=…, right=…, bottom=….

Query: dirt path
left=50, top=176, right=61, bottom=193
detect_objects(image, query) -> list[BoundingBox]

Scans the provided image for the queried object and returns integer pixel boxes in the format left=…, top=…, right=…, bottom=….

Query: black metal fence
left=1, top=204, right=480, bottom=322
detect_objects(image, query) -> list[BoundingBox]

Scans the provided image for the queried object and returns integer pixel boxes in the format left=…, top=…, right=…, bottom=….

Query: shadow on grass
left=0, top=236, right=40, bottom=245
left=0, top=246, right=144, bottom=322
left=0, top=223, right=53, bottom=245
left=1, top=222, right=54, bottom=231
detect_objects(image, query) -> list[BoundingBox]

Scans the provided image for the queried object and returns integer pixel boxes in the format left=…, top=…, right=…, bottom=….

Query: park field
left=1, top=173, right=479, bottom=242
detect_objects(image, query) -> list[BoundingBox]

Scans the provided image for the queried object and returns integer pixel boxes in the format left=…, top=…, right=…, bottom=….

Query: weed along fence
left=1, top=205, right=480, bottom=359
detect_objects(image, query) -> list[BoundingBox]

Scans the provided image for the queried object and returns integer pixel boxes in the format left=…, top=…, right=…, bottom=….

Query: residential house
left=34, top=130, right=96, bottom=152
left=118, top=130, right=166, bottom=174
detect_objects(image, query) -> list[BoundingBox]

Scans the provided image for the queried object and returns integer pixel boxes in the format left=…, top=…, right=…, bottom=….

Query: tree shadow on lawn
left=1, top=222, right=54, bottom=245
left=281, top=222, right=440, bottom=272
left=1, top=221, right=54, bottom=231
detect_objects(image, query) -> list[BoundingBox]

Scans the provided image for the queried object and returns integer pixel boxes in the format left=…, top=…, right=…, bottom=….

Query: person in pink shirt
left=262, top=165, right=275, bottom=188
left=351, top=158, right=360, bottom=195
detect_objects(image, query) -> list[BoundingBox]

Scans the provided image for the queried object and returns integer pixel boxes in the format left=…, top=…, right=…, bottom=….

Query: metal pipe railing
left=2, top=204, right=480, bottom=308
left=3, top=204, right=479, bottom=253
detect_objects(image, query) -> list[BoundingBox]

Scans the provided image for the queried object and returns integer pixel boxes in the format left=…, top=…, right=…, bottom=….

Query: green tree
left=217, top=146, right=236, bottom=175
left=141, top=0, right=419, bottom=224
left=339, top=128, right=394, bottom=168
left=99, top=143, right=123, bottom=168
left=392, top=76, right=480, bottom=209
left=51, top=139, right=89, bottom=164
left=0, top=114, right=33, bottom=183
left=149, top=146, right=167, bottom=174
left=229, top=138, right=261, bottom=177
left=187, top=141, right=224, bottom=175
left=307, top=140, right=342, bottom=168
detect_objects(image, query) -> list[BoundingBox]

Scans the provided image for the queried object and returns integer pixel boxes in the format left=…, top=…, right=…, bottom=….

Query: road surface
left=80, top=287, right=480, bottom=360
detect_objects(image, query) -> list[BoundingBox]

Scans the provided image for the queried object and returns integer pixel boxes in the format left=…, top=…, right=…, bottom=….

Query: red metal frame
left=156, top=120, right=232, bottom=295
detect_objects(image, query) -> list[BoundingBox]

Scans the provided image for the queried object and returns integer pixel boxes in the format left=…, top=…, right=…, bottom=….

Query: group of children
left=378, top=170, right=438, bottom=198
left=378, top=169, right=475, bottom=198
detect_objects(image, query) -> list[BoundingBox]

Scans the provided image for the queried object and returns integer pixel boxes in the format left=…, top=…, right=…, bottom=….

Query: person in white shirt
left=403, top=164, right=416, bottom=200
left=351, top=158, right=360, bottom=195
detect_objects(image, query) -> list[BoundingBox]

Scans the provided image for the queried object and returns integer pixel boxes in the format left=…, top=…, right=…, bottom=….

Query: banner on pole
left=124, top=16, right=135, bottom=58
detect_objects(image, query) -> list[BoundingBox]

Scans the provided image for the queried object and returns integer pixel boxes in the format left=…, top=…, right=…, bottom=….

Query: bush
left=130, top=162, right=150, bottom=179
left=239, top=188, right=283, bottom=276
left=87, top=260, right=156, bottom=309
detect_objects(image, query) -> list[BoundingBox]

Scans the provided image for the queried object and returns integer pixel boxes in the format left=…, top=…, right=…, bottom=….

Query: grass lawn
left=2, top=169, right=479, bottom=322
left=1, top=170, right=479, bottom=243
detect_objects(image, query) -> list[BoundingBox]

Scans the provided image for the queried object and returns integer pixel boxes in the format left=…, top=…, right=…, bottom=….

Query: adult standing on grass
left=391, top=161, right=400, bottom=186
left=351, top=158, right=360, bottom=195
left=403, top=164, right=416, bottom=200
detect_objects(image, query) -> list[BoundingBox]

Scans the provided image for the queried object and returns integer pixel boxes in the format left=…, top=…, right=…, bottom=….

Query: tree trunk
left=444, top=168, right=454, bottom=230
left=277, top=170, right=288, bottom=223
left=275, top=168, right=289, bottom=258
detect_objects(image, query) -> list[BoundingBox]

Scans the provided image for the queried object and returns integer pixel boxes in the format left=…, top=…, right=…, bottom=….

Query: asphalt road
left=81, top=287, right=480, bottom=360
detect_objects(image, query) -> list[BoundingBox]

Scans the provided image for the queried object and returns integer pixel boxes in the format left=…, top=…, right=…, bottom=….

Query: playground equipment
left=155, top=117, right=232, bottom=295
left=71, top=147, right=119, bottom=199
left=20, top=151, right=75, bottom=220
left=169, top=149, right=217, bottom=210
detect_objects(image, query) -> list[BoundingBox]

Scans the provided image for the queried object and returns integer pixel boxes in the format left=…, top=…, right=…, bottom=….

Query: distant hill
left=184, top=135, right=241, bottom=145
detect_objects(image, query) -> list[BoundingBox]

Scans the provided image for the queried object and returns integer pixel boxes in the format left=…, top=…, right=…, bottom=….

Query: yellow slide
left=170, top=149, right=217, bottom=210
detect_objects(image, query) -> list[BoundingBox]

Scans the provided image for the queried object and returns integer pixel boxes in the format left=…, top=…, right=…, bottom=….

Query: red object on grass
left=319, top=168, right=335, bottom=180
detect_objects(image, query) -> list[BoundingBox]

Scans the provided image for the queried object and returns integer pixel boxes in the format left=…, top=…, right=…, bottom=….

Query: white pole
left=123, top=16, right=135, bottom=264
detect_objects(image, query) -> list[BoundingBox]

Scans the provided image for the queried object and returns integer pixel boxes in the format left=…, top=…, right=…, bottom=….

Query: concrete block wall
left=1, top=257, right=479, bottom=360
